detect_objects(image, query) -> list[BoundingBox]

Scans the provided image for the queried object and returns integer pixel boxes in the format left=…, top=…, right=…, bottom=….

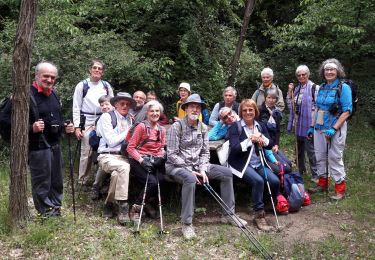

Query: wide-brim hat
left=110, top=92, right=136, bottom=108
left=181, top=93, right=207, bottom=110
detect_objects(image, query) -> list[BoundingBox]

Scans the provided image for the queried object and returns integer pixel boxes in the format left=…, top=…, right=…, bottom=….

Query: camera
left=79, top=114, right=86, bottom=130
left=50, top=124, right=60, bottom=134
left=329, top=103, right=339, bottom=115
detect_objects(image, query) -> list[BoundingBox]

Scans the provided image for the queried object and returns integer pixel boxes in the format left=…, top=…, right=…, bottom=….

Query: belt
left=100, top=151, right=122, bottom=155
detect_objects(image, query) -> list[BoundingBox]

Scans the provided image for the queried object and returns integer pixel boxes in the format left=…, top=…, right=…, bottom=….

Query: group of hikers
left=4, top=57, right=352, bottom=240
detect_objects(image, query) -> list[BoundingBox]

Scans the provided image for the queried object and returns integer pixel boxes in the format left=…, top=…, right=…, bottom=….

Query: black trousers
left=29, top=144, right=63, bottom=215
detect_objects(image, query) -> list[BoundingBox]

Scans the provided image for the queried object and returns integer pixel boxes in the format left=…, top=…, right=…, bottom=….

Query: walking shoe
left=308, top=177, right=328, bottom=194
left=330, top=181, right=346, bottom=201
left=117, top=201, right=130, bottom=225
left=253, top=210, right=272, bottom=232
left=181, top=224, right=196, bottom=240
left=90, top=185, right=101, bottom=201
left=130, top=204, right=141, bottom=225
left=221, top=215, right=248, bottom=227
left=103, top=202, right=114, bottom=219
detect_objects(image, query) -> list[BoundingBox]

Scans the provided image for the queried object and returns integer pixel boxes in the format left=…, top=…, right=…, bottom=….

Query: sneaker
left=221, top=215, right=247, bottom=227
left=181, top=224, right=196, bottom=240
left=253, top=210, right=272, bottom=232
left=103, top=202, right=114, bottom=219
left=130, top=204, right=141, bottom=225
left=117, top=201, right=130, bottom=225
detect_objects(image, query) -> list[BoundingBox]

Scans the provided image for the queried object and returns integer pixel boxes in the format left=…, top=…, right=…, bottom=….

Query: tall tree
left=9, top=0, right=38, bottom=227
left=227, top=0, right=255, bottom=87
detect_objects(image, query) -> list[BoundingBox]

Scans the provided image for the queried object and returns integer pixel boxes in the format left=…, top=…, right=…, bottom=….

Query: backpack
left=283, top=172, right=305, bottom=212
left=89, top=111, right=117, bottom=151
left=312, top=79, right=358, bottom=119
left=82, top=79, right=109, bottom=100
left=0, top=93, right=40, bottom=143
left=123, top=121, right=162, bottom=157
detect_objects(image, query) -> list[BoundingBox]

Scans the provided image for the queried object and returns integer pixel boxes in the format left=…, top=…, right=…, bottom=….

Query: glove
left=272, top=109, right=282, bottom=119
left=307, top=127, right=314, bottom=137
left=325, top=127, right=337, bottom=138
left=153, top=155, right=166, bottom=168
left=141, top=157, right=154, bottom=173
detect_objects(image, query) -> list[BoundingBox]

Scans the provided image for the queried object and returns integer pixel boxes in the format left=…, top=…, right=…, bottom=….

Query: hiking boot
left=130, top=204, right=141, bottom=225
left=117, top=201, right=130, bottom=225
left=308, top=177, right=328, bottom=194
left=90, top=185, right=101, bottom=201
left=221, top=215, right=248, bottom=227
left=253, top=210, right=272, bottom=232
left=181, top=224, right=196, bottom=240
left=330, top=181, right=346, bottom=201
left=103, top=202, right=114, bottom=219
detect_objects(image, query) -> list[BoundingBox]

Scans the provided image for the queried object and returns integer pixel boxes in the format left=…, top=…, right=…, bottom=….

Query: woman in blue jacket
left=227, top=99, right=279, bottom=231
left=308, top=58, right=352, bottom=200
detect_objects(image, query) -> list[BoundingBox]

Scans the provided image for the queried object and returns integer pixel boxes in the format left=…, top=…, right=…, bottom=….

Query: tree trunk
left=227, top=0, right=255, bottom=87
left=9, top=0, right=38, bottom=227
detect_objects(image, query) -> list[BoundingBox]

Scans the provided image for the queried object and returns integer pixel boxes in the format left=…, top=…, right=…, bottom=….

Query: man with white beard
left=165, top=94, right=247, bottom=240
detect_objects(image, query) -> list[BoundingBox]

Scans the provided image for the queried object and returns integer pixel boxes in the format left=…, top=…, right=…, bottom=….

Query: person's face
left=261, top=74, right=273, bottom=87
left=133, top=92, right=146, bottom=107
left=223, top=91, right=235, bottom=105
left=324, top=68, right=338, bottom=82
left=296, top=71, right=309, bottom=85
left=186, top=103, right=201, bottom=121
left=179, top=88, right=189, bottom=100
left=89, top=62, right=104, bottom=82
left=146, top=94, right=157, bottom=102
left=114, top=99, right=131, bottom=116
left=241, top=104, right=256, bottom=123
left=221, top=111, right=236, bottom=125
left=265, top=95, right=277, bottom=108
left=147, top=105, right=161, bottom=123
left=100, top=101, right=113, bottom=113
left=35, top=64, right=57, bottom=91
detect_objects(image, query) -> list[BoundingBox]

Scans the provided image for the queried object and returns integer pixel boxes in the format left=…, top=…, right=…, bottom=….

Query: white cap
left=178, top=82, right=191, bottom=93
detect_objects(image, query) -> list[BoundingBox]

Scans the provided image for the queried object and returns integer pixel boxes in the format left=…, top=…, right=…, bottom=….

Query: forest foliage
left=0, top=0, right=374, bottom=121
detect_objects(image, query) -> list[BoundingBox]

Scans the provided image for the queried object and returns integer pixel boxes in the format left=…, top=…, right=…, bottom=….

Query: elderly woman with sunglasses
left=308, top=59, right=352, bottom=201
left=287, top=65, right=319, bottom=182
left=127, top=100, right=167, bottom=223
left=227, top=99, right=279, bottom=231
left=208, top=107, right=239, bottom=141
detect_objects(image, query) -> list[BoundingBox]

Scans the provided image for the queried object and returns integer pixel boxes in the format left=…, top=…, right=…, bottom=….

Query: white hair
left=145, top=100, right=164, bottom=113
left=223, top=86, right=237, bottom=97
left=295, top=65, right=310, bottom=77
left=261, top=67, right=274, bottom=78
left=35, top=61, right=58, bottom=77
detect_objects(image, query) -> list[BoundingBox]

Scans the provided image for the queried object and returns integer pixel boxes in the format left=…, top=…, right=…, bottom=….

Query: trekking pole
left=325, top=139, right=330, bottom=197
left=290, top=87, right=299, bottom=170
left=202, top=183, right=273, bottom=260
left=258, top=147, right=281, bottom=231
left=134, top=171, right=150, bottom=235
left=155, top=168, right=168, bottom=235
left=66, top=120, right=76, bottom=223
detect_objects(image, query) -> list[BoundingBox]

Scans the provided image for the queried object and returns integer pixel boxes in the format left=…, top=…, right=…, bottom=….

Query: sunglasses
left=297, top=73, right=307, bottom=77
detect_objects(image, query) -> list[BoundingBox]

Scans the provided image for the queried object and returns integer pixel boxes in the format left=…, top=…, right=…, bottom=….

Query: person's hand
left=64, top=121, right=74, bottom=134
left=75, top=128, right=84, bottom=140
left=193, top=171, right=209, bottom=185
left=272, top=145, right=279, bottom=153
left=32, top=119, right=44, bottom=133
left=173, top=116, right=180, bottom=122
left=273, top=161, right=280, bottom=166
left=141, top=157, right=154, bottom=173
left=307, top=127, right=314, bottom=139
left=250, top=133, right=265, bottom=147
left=273, top=109, right=282, bottom=118
left=325, top=127, right=337, bottom=138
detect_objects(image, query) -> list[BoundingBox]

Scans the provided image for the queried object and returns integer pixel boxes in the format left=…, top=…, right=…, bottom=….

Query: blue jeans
left=242, top=165, right=280, bottom=211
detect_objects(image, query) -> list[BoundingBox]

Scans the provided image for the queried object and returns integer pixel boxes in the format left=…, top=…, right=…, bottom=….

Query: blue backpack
left=82, top=79, right=109, bottom=100
left=283, top=172, right=305, bottom=212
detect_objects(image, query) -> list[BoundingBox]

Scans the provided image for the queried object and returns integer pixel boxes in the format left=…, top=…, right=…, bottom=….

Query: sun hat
left=110, top=92, right=136, bottom=108
left=177, top=82, right=191, bottom=93
left=181, top=93, right=206, bottom=110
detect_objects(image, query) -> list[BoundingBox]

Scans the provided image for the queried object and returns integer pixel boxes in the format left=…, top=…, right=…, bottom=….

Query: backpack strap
left=108, top=110, right=117, bottom=128
left=82, top=79, right=109, bottom=100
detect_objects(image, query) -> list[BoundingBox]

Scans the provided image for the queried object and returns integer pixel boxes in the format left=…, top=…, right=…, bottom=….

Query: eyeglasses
left=297, top=73, right=307, bottom=77
left=92, top=66, right=103, bottom=71
left=222, top=112, right=232, bottom=120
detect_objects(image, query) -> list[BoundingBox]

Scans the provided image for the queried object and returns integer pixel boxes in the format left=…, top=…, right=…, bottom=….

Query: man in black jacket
left=28, top=61, right=74, bottom=217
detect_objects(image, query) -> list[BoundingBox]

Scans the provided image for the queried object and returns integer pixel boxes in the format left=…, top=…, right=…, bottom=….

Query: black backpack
left=88, top=110, right=117, bottom=151
left=313, top=79, right=358, bottom=119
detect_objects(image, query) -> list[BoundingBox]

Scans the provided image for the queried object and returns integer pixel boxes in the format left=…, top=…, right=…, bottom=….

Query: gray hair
left=261, top=67, right=274, bottom=78
left=218, top=107, right=238, bottom=119
left=223, top=86, right=237, bottom=97
left=265, top=88, right=279, bottom=101
left=319, top=58, right=346, bottom=79
left=35, top=61, right=58, bottom=77
left=145, top=100, right=164, bottom=113
left=295, top=65, right=310, bottom=77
